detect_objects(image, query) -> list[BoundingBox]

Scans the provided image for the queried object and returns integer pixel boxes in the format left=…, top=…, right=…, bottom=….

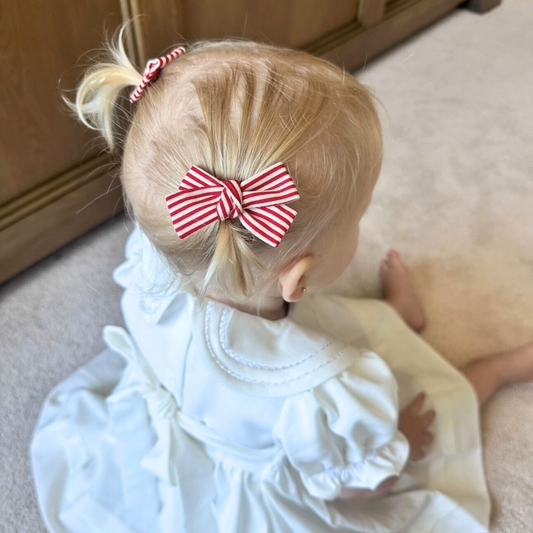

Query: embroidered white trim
left=204, top=302, right=347, bottom=386
left=218, top=307, right=332, bottom=371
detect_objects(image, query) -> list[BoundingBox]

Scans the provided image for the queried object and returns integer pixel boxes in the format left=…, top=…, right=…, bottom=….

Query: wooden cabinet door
left=0, top=1, right=129, bottom=283
left=129, top=0, right=465, bottom=68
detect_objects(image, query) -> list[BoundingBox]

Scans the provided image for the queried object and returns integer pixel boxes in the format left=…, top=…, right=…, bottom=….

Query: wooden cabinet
left=0, top=1, right=128, bottom=283
left=0, top=0, right=500, bottom=283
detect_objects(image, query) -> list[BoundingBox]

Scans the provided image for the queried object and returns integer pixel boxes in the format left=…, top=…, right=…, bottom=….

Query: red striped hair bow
left=165, top=162, right=300, bottom=247
left=130, top=46, right=186, bottom=103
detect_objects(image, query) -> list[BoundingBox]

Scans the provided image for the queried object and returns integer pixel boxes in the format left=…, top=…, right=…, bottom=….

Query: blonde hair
left=68, top=22, right=383, bottom=302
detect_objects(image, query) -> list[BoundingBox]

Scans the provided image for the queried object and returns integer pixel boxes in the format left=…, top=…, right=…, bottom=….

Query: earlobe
left=279, top=255, right=315, bottom=302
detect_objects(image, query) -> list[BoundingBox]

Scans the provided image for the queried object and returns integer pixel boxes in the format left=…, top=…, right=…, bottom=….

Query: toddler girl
left=31, top=23, right=533, bottom=533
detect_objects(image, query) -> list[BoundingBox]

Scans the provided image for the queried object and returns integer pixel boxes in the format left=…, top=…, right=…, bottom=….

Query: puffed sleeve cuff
left=273, top=351, right=409, bottom=501
left=300, top=429, right=410, bottom=500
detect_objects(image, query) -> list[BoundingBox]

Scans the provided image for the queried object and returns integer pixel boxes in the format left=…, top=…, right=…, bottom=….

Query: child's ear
left=279, top=255, right=315, bottom=302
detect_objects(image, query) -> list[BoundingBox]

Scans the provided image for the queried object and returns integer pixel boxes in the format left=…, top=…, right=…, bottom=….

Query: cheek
left=311, top=224, right=360, bottom=287
left=335, top=225, right=359, bottom=274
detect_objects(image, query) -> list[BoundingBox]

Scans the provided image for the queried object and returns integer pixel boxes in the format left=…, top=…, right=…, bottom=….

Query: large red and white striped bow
left=165, top=162, right=300, bottom=247
left=130, top=46, right=186, bottom=103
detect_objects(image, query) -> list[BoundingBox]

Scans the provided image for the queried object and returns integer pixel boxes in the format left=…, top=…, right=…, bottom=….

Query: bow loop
left=144, top=58, right=163, bottom=78
left=142, top=385, right=179, bottom=421
left=165, top=162, right=300, bottom=247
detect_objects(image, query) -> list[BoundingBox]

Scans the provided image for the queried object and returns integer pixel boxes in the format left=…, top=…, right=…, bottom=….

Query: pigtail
left=201, top=222, right=265, bottom=301
left=64, top=23, right=142, bottom=150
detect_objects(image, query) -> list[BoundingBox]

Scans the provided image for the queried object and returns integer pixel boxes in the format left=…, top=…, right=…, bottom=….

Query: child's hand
left=398, top=392, right=436, bottom=461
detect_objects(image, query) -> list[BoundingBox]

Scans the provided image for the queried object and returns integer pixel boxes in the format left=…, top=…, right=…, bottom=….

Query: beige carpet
left=1, top=1, right=532, bottom=531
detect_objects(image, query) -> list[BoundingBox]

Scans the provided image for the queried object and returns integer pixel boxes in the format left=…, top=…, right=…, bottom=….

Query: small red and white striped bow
left=165, top=162, right=300, bottom=247
left=130, top=46, right=186, bottom=103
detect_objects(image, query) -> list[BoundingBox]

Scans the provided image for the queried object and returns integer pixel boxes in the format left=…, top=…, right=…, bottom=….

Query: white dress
left=30, top=225, right=491, bottom=533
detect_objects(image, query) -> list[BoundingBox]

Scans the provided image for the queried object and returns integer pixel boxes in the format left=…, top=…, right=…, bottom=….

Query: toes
left=390, top=251, right=403, bottom=267
left=385, top=249, right=404, bottom=270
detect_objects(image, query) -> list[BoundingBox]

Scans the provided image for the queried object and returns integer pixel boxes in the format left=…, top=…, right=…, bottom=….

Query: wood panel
left=358, top=0, right=387, bottom=27
left=462, top=0, right=502, bottom=13
left=0, top=0, right=123, bottom=206
left=306, top=0, right=465, bottom=71
left=127, top=0, right=186, bottom=65
left=134, top=0, right=359, bottom=58
left=0, top=163, right=124, bottom=284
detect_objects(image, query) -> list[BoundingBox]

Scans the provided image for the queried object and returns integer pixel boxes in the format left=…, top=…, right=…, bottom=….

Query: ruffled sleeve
left=112, top=223, right=193, bottom=327
left=112, top=223, right=174, bottom=291
left=273, top=350, right=410, bottom=501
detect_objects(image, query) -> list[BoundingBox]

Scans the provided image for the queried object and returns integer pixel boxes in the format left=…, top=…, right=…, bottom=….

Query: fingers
left=408, top=392, right=426, bottom=416
left=411, top=432, right=433, bottom=461
left=420, top=409, right=436, bottom=427
left=411, top=449, right=425, bottom=461
left=421, top=431, right=434, bottom=446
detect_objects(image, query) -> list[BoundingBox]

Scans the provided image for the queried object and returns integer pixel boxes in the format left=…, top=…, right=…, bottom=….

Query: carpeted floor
left=1, top=1, right=532, bottom=531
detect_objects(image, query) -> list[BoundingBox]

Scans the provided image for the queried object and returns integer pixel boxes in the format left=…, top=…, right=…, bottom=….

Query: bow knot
left=142, top=384, right=178, bottom=421
left=144, top=58, right=163, bottom=78
left=130, top=47, right=186, bottom=103
left=218, top=180, right=243, bottom=220
left=165, top=162, right=300, bottom=247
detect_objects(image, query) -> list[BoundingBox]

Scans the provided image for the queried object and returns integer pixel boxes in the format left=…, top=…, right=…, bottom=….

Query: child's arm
left=274, top=353, right=416, bottom=502
left=337, top=391, right=436, bottom=500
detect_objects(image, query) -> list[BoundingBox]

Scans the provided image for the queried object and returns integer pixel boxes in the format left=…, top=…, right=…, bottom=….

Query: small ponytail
left=201, top=222, right=265, bottom=301
left=64, top=23, right=142, bottom=149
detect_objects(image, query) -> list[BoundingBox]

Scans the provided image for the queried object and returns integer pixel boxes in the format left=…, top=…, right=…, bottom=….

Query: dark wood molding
left=0, top=154, right=117, bottom=231
left=358, top=0, right=387, bottom=28
left=0, top=158, right=123, bottom=284
left=461, top=0, right=502, bottom=13
left=306, top=0, right=465, bottom=71
left=133, top=0, right=186, bottom=62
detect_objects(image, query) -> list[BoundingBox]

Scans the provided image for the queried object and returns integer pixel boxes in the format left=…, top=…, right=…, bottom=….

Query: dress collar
left=113, top=225, right=367, bottom=397
left=191, top=294, right=367, bottom=397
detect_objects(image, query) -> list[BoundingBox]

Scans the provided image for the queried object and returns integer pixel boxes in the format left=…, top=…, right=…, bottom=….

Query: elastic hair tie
left=130, top=46, right=186, bottom=103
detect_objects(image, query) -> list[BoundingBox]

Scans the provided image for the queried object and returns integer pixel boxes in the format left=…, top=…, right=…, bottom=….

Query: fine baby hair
left=70, top=22, right=383, bottom=302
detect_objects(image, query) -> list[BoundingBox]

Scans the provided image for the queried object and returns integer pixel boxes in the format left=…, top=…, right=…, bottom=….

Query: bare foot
left=461, top=342, right=533, bottom=406
left=476, top=342, right=533, bottom=386
left=380, top=250, right=426, bottom=333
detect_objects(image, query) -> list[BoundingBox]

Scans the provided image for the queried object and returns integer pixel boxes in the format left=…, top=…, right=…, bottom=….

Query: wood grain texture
left=311, top=0, right=466, bottom=71
left=136, top=0, right=359, bottom=55
left=358, top=0, right=386, bottom=27
left=0, top=0, right=123, bottom=206
left=133, top=0, right=186, bottom=63
left=0, top=168, right=124, bottom=284
left=0, top=155, right=115, bottom=231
